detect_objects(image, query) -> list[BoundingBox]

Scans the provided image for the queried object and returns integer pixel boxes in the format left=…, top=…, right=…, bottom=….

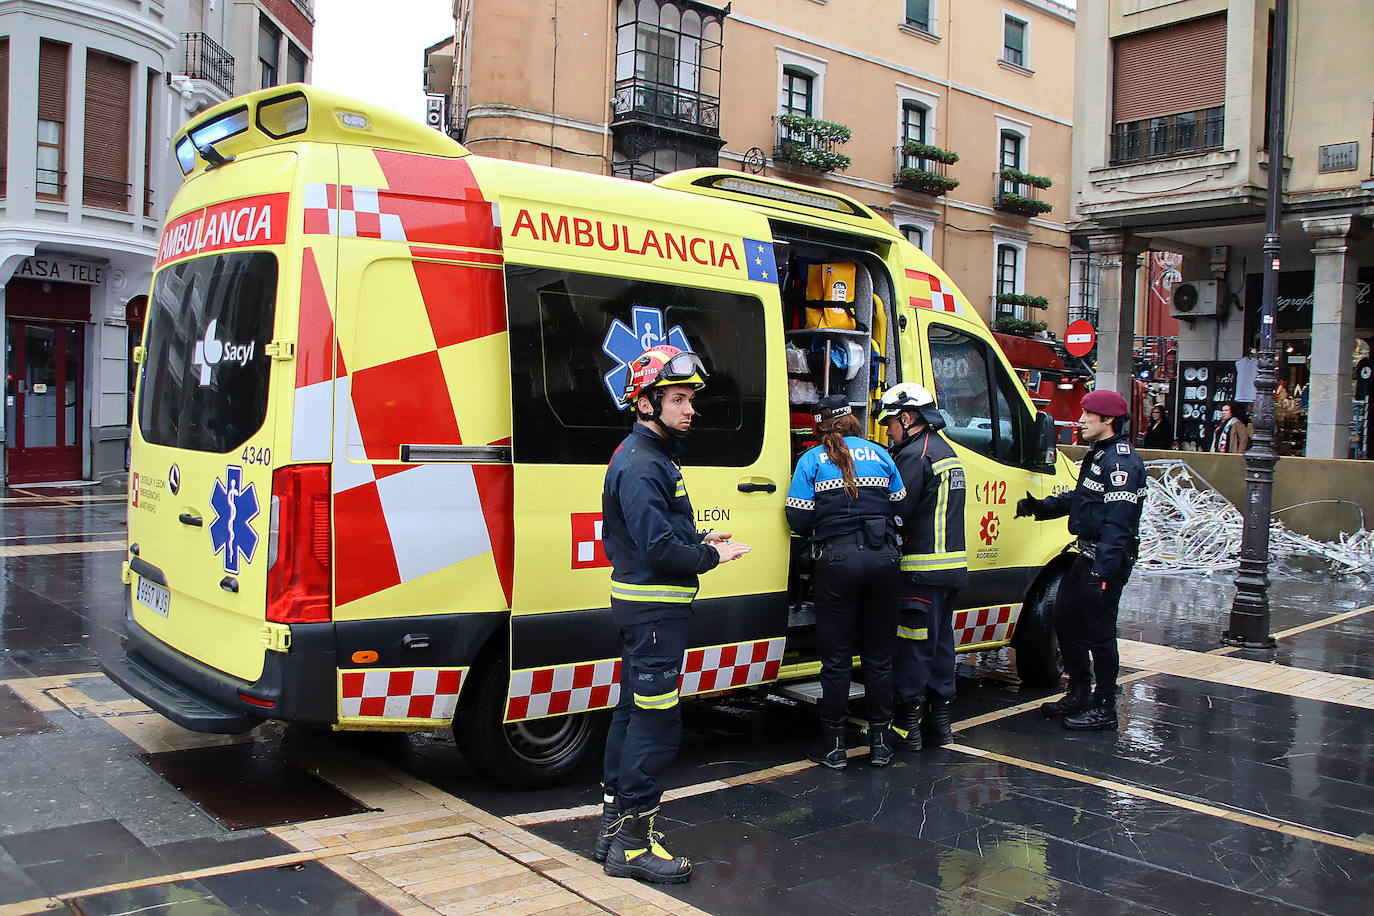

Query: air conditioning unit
left=1170, top=280, right=1220, bottom=318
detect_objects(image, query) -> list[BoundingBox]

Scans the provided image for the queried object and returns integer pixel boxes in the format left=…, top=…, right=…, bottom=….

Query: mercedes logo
left=168, top=464, right=180, bottom=495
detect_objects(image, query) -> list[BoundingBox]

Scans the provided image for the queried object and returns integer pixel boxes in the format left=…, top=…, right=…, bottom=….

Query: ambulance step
left=101, top=652, right=257, bottom=734
left=775, top=678, right=865, bottom=705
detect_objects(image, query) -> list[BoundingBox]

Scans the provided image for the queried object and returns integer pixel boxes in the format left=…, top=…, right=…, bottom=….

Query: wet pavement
left=0, top=475, right=1371, bottom=914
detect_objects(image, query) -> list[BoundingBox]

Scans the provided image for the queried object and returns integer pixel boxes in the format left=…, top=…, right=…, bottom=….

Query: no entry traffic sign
left=1065, top=320, right=1096, bottom=357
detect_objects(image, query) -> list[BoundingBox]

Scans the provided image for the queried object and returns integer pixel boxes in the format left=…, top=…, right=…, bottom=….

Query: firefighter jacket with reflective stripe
left=602, top=425, right=719, bottom=622
left=785, top=435, right=906, bottom=542
left=890, top=427, right=969, bottom=588
left=1037, top=433, right=1146, bottom=580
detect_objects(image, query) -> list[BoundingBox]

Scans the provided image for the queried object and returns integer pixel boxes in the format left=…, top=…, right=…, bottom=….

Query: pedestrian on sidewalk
left=877, top=383, right=968, bottom=751
left=597, top=345, right=750, bottom=885
left=1015, top=389, right=1145, bottom=730
left=786, top=395, right=905, bottom=770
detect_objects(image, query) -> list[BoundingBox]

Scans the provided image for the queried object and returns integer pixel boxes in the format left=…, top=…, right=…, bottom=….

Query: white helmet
left=876, top=382, right=937, bottom=422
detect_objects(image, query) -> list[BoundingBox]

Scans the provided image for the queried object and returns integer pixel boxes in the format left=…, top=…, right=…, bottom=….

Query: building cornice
left=0, top=0, right=178, bottom=52
left=465, top=104, right=609, bottom=136
left=0, top=225, right=158, bottom=261
left=728, top=13, right=1073, bottom=128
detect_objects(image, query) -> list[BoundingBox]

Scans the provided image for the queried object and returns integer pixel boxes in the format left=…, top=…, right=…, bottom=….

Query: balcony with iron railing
left=994, top=168, right=1053, bottom=216
left=84, top=175, right=132, bottom=212
left=612, top=78, right=720, bottom=134
left=773, top=115, right=852, bottom=174
left=182, top=32, right=235, bottom=98
left=894, top=141, right=959, bottom=196
left=1110, top=106, right=1224, bottom=165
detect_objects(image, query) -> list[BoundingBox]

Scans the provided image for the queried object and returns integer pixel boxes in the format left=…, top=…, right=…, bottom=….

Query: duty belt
left=1074, top=538, right=1099, bottom=559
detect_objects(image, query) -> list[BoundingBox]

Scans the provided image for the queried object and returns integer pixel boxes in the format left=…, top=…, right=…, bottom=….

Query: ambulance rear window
left=506, top=266, right=766, bottom=467
left=138, top=253, right=278, bottom=453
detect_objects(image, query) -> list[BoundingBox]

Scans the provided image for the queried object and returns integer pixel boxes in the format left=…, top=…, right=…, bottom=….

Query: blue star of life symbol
left=601, top=306, right=692, bottom=407
left=209, top=465, right=260, bottom=575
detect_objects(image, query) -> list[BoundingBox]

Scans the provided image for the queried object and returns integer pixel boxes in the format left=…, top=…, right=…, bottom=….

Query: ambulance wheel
left=1012, top=567, right=1064, bottom=687
left=458, top=654, right=608, bottom=789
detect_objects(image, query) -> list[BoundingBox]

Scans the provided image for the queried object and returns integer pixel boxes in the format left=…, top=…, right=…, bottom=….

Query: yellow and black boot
left=603, top=806, right=692, bottom=884
left=592, top=795, right=621, bottom=863
left=892, top=702, right=923, bottom=751
left=924, top=697, right=954, bottom=746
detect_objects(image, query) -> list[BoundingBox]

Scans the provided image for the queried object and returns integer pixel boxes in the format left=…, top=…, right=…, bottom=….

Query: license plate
left=135, top=577, right=170, bottom=618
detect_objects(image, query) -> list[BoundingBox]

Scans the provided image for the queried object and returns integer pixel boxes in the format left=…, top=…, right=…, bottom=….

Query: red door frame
left=6, top=319, right=84, bottom=484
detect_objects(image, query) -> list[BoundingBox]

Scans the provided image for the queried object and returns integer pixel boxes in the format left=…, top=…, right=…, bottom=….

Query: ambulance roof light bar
left=696, top=174, right=859, bottom=215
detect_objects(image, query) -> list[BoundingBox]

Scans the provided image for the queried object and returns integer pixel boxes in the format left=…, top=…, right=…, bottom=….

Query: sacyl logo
left=193, top=319, right=255, bottom=386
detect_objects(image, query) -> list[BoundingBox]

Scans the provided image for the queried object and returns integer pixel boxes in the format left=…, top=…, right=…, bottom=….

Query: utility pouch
left=863, top=518, right=888, bottom=549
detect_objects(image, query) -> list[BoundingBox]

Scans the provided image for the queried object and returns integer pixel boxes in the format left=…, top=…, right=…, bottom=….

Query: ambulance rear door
left=492, top=174, right=793, bottom=722
left=128, top=140, right=328, bottom=684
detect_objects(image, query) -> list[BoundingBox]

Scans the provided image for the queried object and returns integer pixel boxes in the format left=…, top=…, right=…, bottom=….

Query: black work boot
left=808, top=724, right=848, bottom=770
left=1040, top=683, right=1092, bottom=719
left=592, top=795, right=621, bottom=863
left=868, top=721, right=894, bottom=767
left=1064, top=695, right=1118, bottom=731
left=603, top=806, right=692, bottom=884
left=892, top=702, right=923, bottom=751
left=924, top=697, right=954, bottom=747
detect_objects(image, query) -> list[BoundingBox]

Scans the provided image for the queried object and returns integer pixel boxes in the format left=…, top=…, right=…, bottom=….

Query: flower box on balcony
left=995, top=292, right=1050, bottom=310
left=895, top=168, right=960, bottom=195
left=901, top=141, right=960, bottom=165
left=993, top=316, right=1048, bottom=337
left=997, top=167, right=1052, bottom=189
left=773, top=114, right=853, bottom=173
left=995, top=191, right=1053, bottom=216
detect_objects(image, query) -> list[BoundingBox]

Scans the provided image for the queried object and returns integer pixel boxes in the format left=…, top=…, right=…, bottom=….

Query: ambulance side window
left=506, top=266, right=766, bottom=466
left=927, top=323, right=1029, bottom=466
left=139, top=253, right=278, bottom=453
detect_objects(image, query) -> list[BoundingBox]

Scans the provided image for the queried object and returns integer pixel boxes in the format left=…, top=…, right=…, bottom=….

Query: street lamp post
left=1224, top=0, right=1287, bottom=649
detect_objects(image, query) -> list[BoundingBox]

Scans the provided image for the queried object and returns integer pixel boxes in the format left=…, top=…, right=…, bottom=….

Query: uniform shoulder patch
left=1110, top=469, right=1128, bottom=487
left=1117, top=443, right=1131, bottom=454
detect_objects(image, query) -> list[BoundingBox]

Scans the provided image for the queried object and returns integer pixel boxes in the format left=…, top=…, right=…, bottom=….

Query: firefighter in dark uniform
left=1016, top=389, right=1146, bottom=730
left=877, top=383, right=968, bottom=750
left=596, top=345, right=750, bottom=885
left=786, top=395, right=906, bottom=770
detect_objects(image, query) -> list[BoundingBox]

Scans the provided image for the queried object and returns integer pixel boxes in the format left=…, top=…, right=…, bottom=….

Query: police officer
left=877, top=383, right=968, bottom=750
left=597, top=345, right=751, bottom=884
left=1016, top=389, right=1145, bottom=730
left=786, top=394, right=905, bottom=769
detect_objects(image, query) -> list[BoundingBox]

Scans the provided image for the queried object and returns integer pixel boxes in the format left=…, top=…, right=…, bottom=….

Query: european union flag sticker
left=743, top=238, right=777, bottom=283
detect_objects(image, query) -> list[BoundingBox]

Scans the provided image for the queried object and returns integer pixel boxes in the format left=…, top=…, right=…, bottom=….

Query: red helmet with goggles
left=621, top=346, right=708, bottom=406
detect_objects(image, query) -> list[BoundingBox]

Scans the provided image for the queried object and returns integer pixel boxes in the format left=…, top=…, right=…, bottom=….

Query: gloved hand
left=1015, top=491, right=1042, bottom=519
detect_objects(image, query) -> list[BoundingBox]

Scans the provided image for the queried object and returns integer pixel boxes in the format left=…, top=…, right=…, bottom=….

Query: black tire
left=456, top=652, right=609, bottom=789
left=1012, top=566, right=1065, bottom=687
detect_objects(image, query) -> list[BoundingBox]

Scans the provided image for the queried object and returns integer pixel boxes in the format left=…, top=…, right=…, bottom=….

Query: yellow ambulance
left=105, top=86, right=1075, bottom=787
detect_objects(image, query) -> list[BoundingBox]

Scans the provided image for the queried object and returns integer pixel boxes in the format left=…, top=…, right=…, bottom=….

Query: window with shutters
left=996, top=244, right=1019, bottom=317
left=1111, top=14, right=1226, bottom=164
left=143, top=70, right=156, bottom=217
left=900, top=101, right=927, bottom=169
left=259, top=18, right=281, bottom=88
left=0, top=39, right=8, bottom=197
left=37, top=40, right=69, bottom=200
left=287, top=42, right=307, bottom=84
left=782, top=67, right=812, bottom=119
left=998, top=130, right=1022, bottom=197
left=905, top=0, right=932, bottom=33
left=84, top=50, right=133, bottom=211
left=1003, top=15, right=1027, bottom=68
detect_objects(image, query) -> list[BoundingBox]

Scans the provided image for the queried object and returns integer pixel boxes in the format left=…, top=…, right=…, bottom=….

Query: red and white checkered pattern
left=339, top=667, right=465, bottom=720
left=906, top=269, right=965, bottom=314
left=954, top=604, right=1019, bottom=647
left=507, top=659, right=621, bottom=721
left=505, top=637, right=786, bottom=722
left=304, top=182, right=407, bottom=241
left=680, top=637, right=784, bottom=695
left=571, top=512, right=611, bottom=570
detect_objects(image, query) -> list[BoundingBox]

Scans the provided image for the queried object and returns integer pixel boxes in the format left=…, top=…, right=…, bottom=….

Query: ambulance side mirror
left=1031, top=411, right=1057, bottom=470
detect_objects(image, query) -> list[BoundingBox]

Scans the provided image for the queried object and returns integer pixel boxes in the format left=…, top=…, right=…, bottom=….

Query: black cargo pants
left=1054, top=553, right=1133, bottom=700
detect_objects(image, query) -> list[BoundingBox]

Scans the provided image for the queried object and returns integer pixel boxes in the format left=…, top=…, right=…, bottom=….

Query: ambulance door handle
left=220, top=576, right=238, bottom=593
left=178, top=511, right=203, bottom=527
left=737, top=482, right=776, bottom=493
